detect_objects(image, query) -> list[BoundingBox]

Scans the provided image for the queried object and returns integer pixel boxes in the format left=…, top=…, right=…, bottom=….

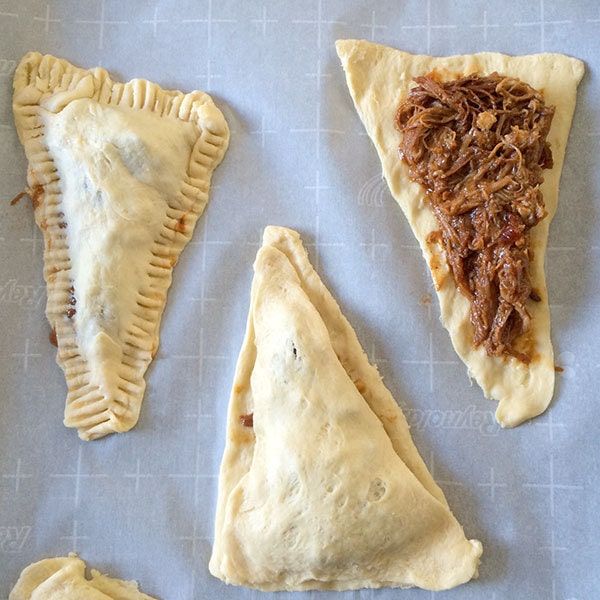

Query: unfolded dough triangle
left=9, top=555, right=156, bottom=600
left=336, top=40, right=584, bottom=427
left=210, top=226, right=482, bottom=592
left=12, top=53, right=229, bottom=440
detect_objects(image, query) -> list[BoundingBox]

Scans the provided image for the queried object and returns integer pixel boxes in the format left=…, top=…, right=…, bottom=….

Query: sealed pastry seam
left=210, top=226, right=481, bottom=592
left=336, top=40, right=584, bottom=427
left=13, top=52, right=229, bottom=440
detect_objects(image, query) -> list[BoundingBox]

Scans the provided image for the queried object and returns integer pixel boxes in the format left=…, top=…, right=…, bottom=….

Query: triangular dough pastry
left=336, top=40, right=584, bottom=427
left=9, top=555, right=156, bottom=599
left=12, top=53, right=229, bottom=439
left=210, top=226, right=482, bottom=592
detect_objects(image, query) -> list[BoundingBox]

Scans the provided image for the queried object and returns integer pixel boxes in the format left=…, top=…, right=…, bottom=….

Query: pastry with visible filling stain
left=210, top=225, right=482, bottom=592
left=12, top=52, right=229, bottom=440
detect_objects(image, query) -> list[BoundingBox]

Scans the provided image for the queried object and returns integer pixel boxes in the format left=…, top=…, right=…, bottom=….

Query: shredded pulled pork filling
left=396, top=72, right=555, bottom=361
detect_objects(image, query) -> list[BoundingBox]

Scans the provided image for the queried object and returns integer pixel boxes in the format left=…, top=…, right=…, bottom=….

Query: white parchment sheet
left=0, top=1, right=598, bottom=598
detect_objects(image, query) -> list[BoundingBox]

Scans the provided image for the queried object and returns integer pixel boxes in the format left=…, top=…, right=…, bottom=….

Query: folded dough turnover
left=336, top=40, right=584, bottom=427
left=13, top=53, right=229, bottom=439
left=9, top=555, right=156, bottom=600
left=209, top=226, right=482, bottom=592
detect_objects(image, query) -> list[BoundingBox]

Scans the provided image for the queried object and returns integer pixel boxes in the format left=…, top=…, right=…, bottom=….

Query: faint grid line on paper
left=50, top=446, right=108, bottom=508
left=251, top=5, right=277, bottom=37
left=514, top=0, right=572, bottom=52
left=400, top=0, right=456, bottom=54
left=361, top=10, right=387, bottom=40
left=292, top=0, right=345, bottom=51
left=75, top=0, right=128, bottom=51
left=33, top=4, right=61, bottom=33
left=2, top=458, right=32, bottom=493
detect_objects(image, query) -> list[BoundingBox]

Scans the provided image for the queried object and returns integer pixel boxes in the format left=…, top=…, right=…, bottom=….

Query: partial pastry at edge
left=336, top=39, right=584, bottom=427
left=209, top=226, right=482, bottom=592
left=9, top=555, right=156, bottom=599
left=12, top=52, right=229, bottom=440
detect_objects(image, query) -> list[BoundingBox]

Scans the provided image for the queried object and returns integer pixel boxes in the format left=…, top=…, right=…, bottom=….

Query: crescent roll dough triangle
left=9, top=555, right=156, bottom=599
left=210, top=226, right=482, bottom=592
left=12, top=53, right=229, bottom=440
left=336, top=40, right=584, bottom=427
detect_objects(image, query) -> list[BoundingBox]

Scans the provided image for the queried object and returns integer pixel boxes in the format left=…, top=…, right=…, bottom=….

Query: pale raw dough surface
left=12, top=52, right=229, bottom=440
left=209, top=226, right=482, bottom=592
left=336, top=40, right=584, bottom=427
left=9, top=555, right=156, bottom=600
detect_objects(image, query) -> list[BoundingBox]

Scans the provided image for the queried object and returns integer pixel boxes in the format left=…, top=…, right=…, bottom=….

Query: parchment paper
left=0, top=1, right=598, bottom=598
